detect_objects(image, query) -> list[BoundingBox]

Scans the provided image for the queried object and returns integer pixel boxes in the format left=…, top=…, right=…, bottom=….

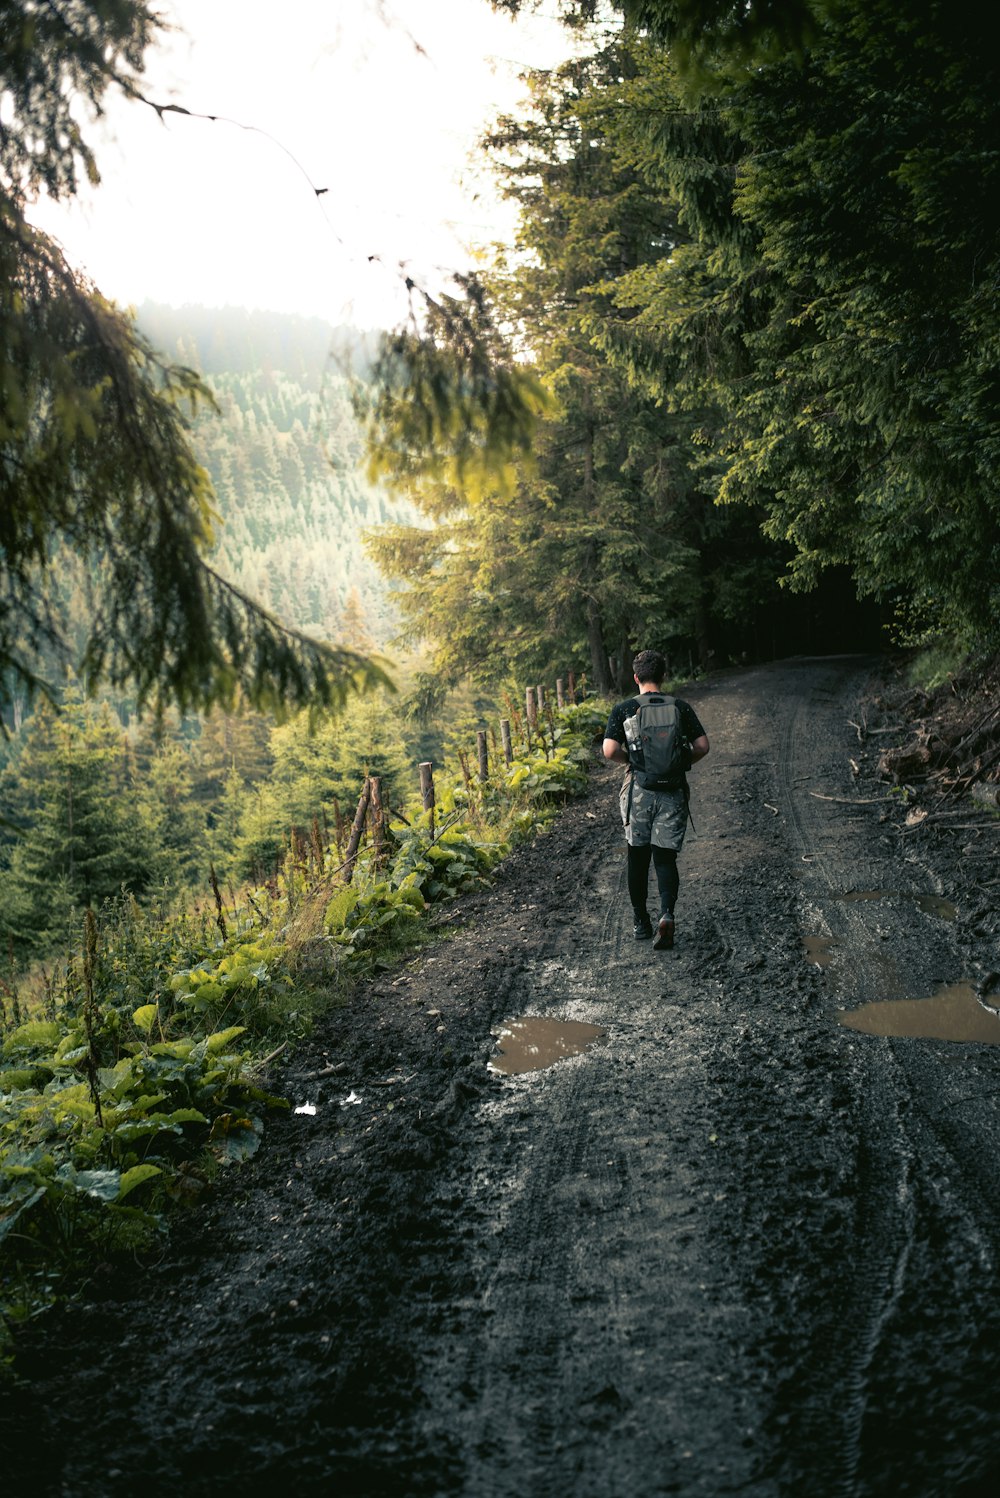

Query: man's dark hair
left=632, top=649, right=666, bottom=685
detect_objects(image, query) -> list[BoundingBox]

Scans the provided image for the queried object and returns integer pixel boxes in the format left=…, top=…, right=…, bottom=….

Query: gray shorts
left=619, top=776, right=688, bottom=850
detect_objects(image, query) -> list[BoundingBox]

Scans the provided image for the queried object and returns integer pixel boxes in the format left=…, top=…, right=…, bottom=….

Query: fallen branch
left=308, top=1061, right=349, bottom=1079
left=808, top=791, right=886, bottom=804
left=937, top=702, right=1000, bottom=772
left=912, top=806, right=996, bottom=823
left=960, top=741, right=1000, bottom=788
left=258, top=1041, right=289, bottom=1067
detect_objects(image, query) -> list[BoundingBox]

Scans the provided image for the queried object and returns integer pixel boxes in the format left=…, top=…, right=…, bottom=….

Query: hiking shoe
left=653, top=914, right=675, bottom=951
left=633, top=913, right=653, bottom=940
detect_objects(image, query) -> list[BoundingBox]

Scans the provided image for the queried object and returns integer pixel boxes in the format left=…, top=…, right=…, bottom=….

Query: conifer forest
left=3, top=4, right=1000, bottom=1494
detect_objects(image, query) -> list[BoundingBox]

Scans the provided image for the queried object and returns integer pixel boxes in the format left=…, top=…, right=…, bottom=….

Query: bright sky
left=31, top=0, right=573, bottom=329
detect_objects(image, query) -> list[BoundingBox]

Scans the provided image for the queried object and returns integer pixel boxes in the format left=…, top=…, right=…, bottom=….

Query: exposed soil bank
left=4, top=656, right=1000, bottom=1496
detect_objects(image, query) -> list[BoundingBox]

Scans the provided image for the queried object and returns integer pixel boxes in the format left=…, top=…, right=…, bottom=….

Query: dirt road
left=5, top=656, right=1000, bottom=1496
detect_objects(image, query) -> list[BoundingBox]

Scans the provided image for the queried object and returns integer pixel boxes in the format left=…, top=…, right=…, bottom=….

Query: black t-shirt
left=604, top=693, right=706, bottom=755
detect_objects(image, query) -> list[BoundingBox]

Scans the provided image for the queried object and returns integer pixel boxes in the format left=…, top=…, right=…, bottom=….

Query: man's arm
left=689, top=733, right=710, bottom=764
left=603, top=736, right=630, bottom=765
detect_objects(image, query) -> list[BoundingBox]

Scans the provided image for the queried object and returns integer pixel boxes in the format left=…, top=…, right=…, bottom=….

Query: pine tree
left=136, top=737, right=210, bottom=895
left=0, top=695, right=156, bottom=956
left=510, top=1, right=1000, bottom=649
left=365, top=34, right=780, bottom=685
left=227, top=700, right=414, bottom=883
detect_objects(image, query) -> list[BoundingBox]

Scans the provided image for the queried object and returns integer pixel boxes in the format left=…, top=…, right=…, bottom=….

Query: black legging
left=627, top=843, right=679, bottom=917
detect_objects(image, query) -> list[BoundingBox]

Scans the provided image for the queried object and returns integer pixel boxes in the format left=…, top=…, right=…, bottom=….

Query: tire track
left=766, top=656, right=1000, bottom=1497
left=766, top=659, right=920, bottom=1495
left=440, top=819, right=643, bottom=1495
left=404, top=751, right=768, bottom=1496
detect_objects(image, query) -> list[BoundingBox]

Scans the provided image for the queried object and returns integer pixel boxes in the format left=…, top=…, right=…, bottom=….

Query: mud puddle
left=804, top=888, right=957, bottom=974
left=488, top=1016, right=606, bottom=1075
left=804, top=934, right=836, bottom=967
left=836, top=889, right=957, bottom=921
left=839, top=981, right=1000, bottom=1043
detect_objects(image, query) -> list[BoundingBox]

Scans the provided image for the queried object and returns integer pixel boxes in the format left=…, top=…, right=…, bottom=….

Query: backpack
left=624, top=694, right=689, bottom=791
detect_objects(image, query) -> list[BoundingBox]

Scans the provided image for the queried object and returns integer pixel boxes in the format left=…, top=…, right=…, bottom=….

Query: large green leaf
left=56, top=1167, right=121, bottom=1202
left=208, top=1113, right=263, bottom=1164
left=132, top=1004, right=159, bottom=1036
left=3, top=1022, right=61, bottom=1056
left=0, top=1184, right=47, bottom=1243
left=117, top=1164, right=163, bottom=1201
left=110, top=1108, right=207, bottom=1143
left=204, top=1026, right=247, bottom=1056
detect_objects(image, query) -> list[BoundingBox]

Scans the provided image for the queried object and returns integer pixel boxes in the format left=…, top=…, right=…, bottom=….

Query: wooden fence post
left=477, top=729, right=489, bottom=782
left=500, top=718, right=513, bottom=764
left=556, top=677, right=565, bottom=709
left=344, top=777, right=371, bottom=884
left=525, top=686, right=536, bottom=732
left=536, top=684, right=544, bottom=718
left=568, top=671, right=576, bottom=703
left=419, top=761, right=435, bottom=837
left=369, top=774, right=387, bottom=870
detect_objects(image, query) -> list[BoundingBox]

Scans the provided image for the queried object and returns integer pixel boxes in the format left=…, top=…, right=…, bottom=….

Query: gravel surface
left=4, top=655, right=1000, bottom=1497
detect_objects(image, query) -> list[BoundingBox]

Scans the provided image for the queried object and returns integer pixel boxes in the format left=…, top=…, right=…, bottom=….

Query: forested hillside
left=0, top=301, right=424, bottom=963
left=136, top=303, right=409, bottom=647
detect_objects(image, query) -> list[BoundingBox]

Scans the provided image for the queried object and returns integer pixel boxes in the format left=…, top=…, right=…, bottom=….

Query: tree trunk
left=582, top=422, right=613, bottom=696
left=617, top=628, right=633, bottom=694
left=586, top=594, right=613, bottom=696
left=695, top=592, right=713, bottom=671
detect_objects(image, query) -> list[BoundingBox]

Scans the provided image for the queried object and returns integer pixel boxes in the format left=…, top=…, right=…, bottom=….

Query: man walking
left=602, top=649, right=710, bottom=950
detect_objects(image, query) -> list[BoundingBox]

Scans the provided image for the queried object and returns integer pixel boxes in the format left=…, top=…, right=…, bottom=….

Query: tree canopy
left=601, top=0, right=1000, bottom=646
left=363, top=0, right=997, bottom=673
left=363, top=11, right=891, bottom=687
left=1, top=0, right=385, bottom=721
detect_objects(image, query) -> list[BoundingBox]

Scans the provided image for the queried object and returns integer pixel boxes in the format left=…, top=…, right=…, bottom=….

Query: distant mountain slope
left=137, top=302, right=410, bottom=647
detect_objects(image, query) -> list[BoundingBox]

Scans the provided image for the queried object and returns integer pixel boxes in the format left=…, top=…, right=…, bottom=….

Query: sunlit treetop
left=356, top=275, right=555, bottom=510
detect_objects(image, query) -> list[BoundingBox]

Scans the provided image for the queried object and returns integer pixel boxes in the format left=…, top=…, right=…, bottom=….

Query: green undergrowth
left=0, top=701, right=606, bottom=1368
left=904, top=637, right=969, bottom=693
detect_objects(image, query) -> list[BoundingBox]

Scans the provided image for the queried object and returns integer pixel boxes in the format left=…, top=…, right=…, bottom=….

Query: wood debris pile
left=865, top=657, right=1000, bottom=815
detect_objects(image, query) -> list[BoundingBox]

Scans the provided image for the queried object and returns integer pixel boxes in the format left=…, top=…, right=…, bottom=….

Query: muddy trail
left=5, top=656, right=1000, bottom=1497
